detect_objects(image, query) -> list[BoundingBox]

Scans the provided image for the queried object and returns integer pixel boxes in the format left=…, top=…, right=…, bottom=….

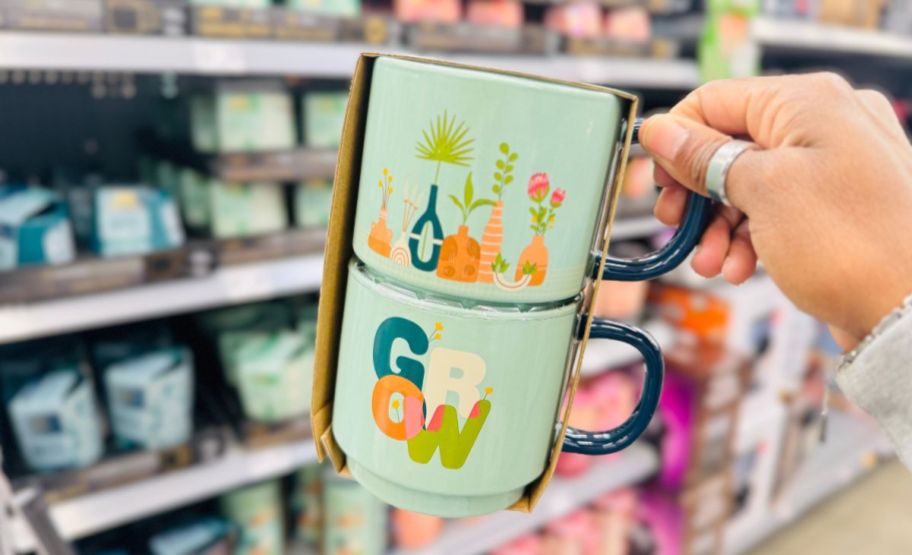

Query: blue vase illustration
left=409, top=184, right=444, bottom=272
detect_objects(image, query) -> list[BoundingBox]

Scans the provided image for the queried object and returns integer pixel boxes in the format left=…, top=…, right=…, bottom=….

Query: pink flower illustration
left=550, top=188, right=566, bottom=208
left=527, top=172, right=550, bottom=203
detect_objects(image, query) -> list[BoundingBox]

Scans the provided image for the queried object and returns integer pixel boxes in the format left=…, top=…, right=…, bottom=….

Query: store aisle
left=751, top=459, right=912, bottom=555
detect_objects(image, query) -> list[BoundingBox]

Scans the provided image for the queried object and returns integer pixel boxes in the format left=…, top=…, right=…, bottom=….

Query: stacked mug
left=331, top=57, right=711, bottom=517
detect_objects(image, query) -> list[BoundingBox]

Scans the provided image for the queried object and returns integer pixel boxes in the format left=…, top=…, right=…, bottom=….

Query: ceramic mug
left=331, top=261, right=664, bottom=517
left=352, top=56, right=710, bottom=305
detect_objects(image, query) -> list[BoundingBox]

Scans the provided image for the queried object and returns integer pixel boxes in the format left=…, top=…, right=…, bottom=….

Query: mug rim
left=349, top=260, right=581, bottom=321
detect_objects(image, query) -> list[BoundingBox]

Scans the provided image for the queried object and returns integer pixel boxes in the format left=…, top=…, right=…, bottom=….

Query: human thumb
left=638, top=114, right=736, bottom=198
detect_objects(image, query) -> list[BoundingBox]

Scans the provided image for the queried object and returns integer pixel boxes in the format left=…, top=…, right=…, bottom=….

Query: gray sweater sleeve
left=836, top=295, right=912, bottom=469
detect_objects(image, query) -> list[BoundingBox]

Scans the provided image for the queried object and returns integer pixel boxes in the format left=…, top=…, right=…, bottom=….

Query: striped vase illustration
left=478, top=200, right=503, bottom=283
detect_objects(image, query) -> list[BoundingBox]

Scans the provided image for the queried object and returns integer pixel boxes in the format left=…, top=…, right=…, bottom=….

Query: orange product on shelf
left=649, top=284, right=729, bottom=344
left=466, top=0, right=523, bottom=28
left=593, top=279, right=650, bottom=321
left=604, top=6, right=651, bottom=42
left=394, top=0, right=461, bottom=23
left=544, top=2, right=602, bottom=37
left=391, top=508, right=444, bottom=548
left=621, top=156, right=654, bottom=200
left=554, top=388, right=599, bottom=477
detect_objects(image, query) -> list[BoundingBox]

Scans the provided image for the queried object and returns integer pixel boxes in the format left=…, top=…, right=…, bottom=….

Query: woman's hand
left=639, top=73, right=912, bottom=348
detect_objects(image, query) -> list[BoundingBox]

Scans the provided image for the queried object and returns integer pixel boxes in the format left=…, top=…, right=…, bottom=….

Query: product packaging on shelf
left=545, top=2, right=602, bottom=37
left=322, top=470, right=388, bottom=555
left=295, top=179, right=334, bottom=229
left=188, top=0, right=272, bottom=38
left=656, top=342, right=751, bottom=493
left=287, top=0, right=361, bottom=18
left=191, top=82, right=296, bottom=153
left=290, top=463, right=323, bottom=549
left=302, top=91, right=349, bottom=148
left=465, top=0, right=524, bottom=28
left=103, top=0, right=188, bottom=35
left=209, top=180, right=288, bottom=238
left=818, top=0, right=885, bottom=28
left=9, top=370, right=104, bottom=472
left=104, top=347, right=194, bottom=450
left=148, top=517, right=233, bottom=555
left=220, top=480, right=285, bottom=555
left=234, top=330, right=314, bottom=423
left=310, top=53, right=640, bottom=515
left=0, top=187, right=76, bottom=271
left=89, top=320, right=176, bottom=373
left=0, top=0, right=104, bottom=32
left=391, top=508, right=444, bottom=549
left=394, top=0, right=461, bottom=23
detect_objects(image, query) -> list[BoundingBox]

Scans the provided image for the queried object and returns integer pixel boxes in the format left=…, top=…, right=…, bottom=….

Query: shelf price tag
left=191, top=43, right=247, bottom=73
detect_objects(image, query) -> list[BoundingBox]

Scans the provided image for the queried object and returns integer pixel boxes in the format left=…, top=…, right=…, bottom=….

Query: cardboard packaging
left=310, top=53, right=639, bottom=513
left=103, top=0, right=188, bottom=35
left=0, top=187, right=76, bottom=271
left=191, top=82, right=296, bottom=153
left=0, top=0, right=103, bottom=32
left=104, top=347, right=194, bottom=450
left=9, top=370, right=104, bottom=472
left=656, top=343, right=751, bottom=492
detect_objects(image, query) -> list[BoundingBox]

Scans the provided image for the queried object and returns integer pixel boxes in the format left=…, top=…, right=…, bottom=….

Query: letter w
left=406, top=400, right=491, bottom=469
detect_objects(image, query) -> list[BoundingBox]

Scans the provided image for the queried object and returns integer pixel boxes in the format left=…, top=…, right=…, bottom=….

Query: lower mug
left=331, top=261, right=664, bottom=517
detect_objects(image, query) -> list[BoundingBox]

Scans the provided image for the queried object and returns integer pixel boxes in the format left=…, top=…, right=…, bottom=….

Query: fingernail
left=642, top=116, right=689, bottom=160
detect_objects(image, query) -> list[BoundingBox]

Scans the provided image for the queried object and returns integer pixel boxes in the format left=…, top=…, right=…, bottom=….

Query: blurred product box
left=0, top=0, right=103, bottom=32
left=69, top=185, right=185, bottom=257
left=234, top=330, right=314, bottom=423
left=295, top=179, right=333, bottom=228
left=465, top=0, right=523, bottom=28
left=394, top=0, right=460, bottom=23
left=90, top=320, right=175, bottom=372
left=149, top=517, right=234, bottom=555
left=406, top=22, right=556, bottom=54
left=564, top=36, right=651, bottom=57
left=287, top=0, right=360, bottom=17
left=605, top=5, right=651, bottom=42
left=322, top=471, right=388, bottom=555
left=9, top=370, right=104, bottom=472
left=191, top=81, right=296, bottom=153
left=220, top=480, right=285, bottom=555
left=188, top=2, right=272, bottom=39
left=209, top=181, right=288, bottom=238
left=819, top=0, right=885, bottom=28
left=104, top=347, right=194, bottom=451
left=657, top=343, right=751, bottom=493
left=0, top=187, right=76, bottom=271
left=103, top=0, right=187, bottom=35
left=545, top=2, right=602, bottom=37
left=271, top=7, right=341, bottom=41
left=302, top=91, right=348, bottom=148
left=290, top=463, right=323, bottom=550
left=885, top=0, right=912, bottom=33
left=339, top=14, right=397, bottom=43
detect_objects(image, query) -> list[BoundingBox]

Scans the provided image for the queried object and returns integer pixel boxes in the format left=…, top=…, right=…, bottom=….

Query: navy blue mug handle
left=561, top=318, right=663, bottom=455
left=595, top=118, right=713, bottom=282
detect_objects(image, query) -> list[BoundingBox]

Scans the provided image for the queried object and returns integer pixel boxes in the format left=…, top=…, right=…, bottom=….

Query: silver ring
left=705, top=140, right=755, bottom=207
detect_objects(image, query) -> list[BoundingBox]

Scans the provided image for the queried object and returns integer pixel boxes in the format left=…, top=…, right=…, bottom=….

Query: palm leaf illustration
left=416, top=111, right=474, bottom=184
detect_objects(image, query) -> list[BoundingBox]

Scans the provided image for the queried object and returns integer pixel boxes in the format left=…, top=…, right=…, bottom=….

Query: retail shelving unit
left=391, top=444, right=658, bottom=555
left=0, top=32, right=701, bottom=88
left=751, top=16, right=912, bottom=60
left=10, top=440, right=318, bottom=553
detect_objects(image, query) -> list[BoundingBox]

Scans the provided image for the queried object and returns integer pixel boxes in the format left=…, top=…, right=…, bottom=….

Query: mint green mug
left=331, top=261, right=664, bottom=517
left=352, top=56, right=709, bottom=305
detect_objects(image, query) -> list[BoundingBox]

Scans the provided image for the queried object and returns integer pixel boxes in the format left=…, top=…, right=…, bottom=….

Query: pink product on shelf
left=543, top=510, right=599, bottom=555
left=603, top=6, right=651, bottom=42
left=621, top=156, right=654, bottom=200
left=655, top=370, right=696, bottom=491
left=593, top=279, right=650, bottom=321
left=544, top=2, right=602, bottom=37
left=391, top=508, right=444, bottom=549
left=554, top=389, right=598, bottom=477
left=491, top=533, right=544, bottom=555
left=591, top=371, right=637, bottom=430
left=466, top=0, right=523, bottom=28
left=394, top=0, right=461, bottom=23
left=592, top=488, right=637, bottom=555
left=635, top=491, right=684, bottom=555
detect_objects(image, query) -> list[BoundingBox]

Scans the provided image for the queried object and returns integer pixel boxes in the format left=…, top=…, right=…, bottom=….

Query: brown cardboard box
left=819, top=0, right=885, bottom=28
left=310, top=53, right=639, bottom=513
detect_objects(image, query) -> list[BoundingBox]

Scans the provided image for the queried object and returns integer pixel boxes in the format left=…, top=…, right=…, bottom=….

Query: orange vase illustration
left=368, top=168, right=394, bottom=257
left=437, top=225, right=482, bottom=282
left=480, top=143, right=517, bottom=283
left=515, top=234, right=549, bottom=286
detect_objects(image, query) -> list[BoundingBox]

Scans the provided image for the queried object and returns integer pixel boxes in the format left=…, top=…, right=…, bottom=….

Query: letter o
left=371, top=374, right=424, bottom=440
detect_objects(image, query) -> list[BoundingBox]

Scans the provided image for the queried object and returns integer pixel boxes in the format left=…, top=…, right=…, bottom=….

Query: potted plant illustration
left=368, top=168, right=394, bottom=257
left=390, top=182, right=419, bottom=266
left=478, top=142, right=518, bottom=284
left=411, top=111, right=474, bottom=272
left=516, top=172, right=566, bottom=286
left=437, top=173, right=494, bottom=282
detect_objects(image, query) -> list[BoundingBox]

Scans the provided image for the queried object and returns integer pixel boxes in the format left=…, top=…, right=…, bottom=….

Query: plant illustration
left=367, top=167, right=395, bottom=257
left=378, top=167, right=393, bottom=210
left=415, top=111, right=474, bottom=184
left=492, top=142, right=518, bottom=199
left=428, top=321, right=443, bottom=343
left=527, top=173, right=566, bottom=236
left=449, top=173, right=495, bottom=225
left=491, top=253, right=510, bottom=274
left=390, top=181, right=419, bottom=266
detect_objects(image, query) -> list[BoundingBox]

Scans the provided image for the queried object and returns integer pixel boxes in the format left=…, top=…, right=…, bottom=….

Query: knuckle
left=680, top=138, right=727, bottom=190
left=810, top=72, right=852, bottom=93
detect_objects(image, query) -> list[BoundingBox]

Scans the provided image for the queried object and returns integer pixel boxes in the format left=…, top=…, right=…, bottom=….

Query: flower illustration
left=550, top=188, right=566, bottom=208
left=428, top=323, right=444, bottom=342
left=527, top=172, right=550, bottom=203
left=435, top=322, right=443, bottom=331
left=392, top=399, right=400, bottom=409
left=483, top=386, right=493, bottom=400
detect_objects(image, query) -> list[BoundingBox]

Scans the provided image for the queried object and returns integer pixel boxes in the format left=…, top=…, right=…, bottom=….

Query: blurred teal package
left=104, top=347, right=194, bottom=450
left=0, top=187, right=76, bottom=271
left=220, top=480, right=285, bottom=555
left=302, top=91, right=348, bottom=147
left=294, top=179, right=333, bottom=228
left=290, top=463, right=323, bottom=548
left=234, top=330, right=314, bottom=422
left=149, top=517, right=233, bottom=555
left=187, top=0, right=271, bottom=7
left=89, top=320, right=175, bottom=373
left=9, top=370, right=104, bottom=471
left=191, top=81, right=295, bottom=153
left=71, top=185, right=185, bottom=256
left=209, top=180, right=288, bottom=238
left=288, top=0, right=361, bottom=17
left=323, top=470, right=387, bottom=555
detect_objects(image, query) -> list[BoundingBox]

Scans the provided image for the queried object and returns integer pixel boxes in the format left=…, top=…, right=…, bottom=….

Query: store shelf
left=0, top=254, right=323, bottom=344
left=752, top=17, right=912, bottom=61
left=11, top=439, right=318, bottom=552
left=581, top=319, right=674, bottom=376
left=392, top=444, right=657, bottom=555
left=609, top=216, right=668, bottom=240
left=0, top=32, right=700, bottom=88
left=725, top=411, right=892, bottom=555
